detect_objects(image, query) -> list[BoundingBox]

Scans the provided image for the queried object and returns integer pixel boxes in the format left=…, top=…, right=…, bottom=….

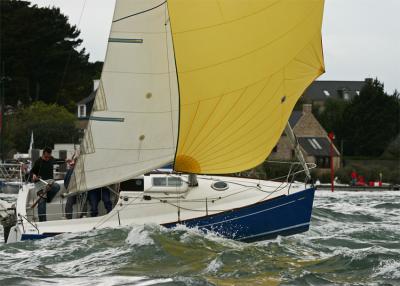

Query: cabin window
left=120, top=178, right=144, bottom=191
left=153, top=177, right=167, bottom=186
left=211, top=181, right=229, bottom=191
left=168, top=177, right=182, bottom=186
left=152, top=177, right=183, bottom=187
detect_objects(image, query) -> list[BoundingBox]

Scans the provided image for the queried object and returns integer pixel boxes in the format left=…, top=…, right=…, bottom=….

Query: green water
left=0, top=191, right=399, bottom=285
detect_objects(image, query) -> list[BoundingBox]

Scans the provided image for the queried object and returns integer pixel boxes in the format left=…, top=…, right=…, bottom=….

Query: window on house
left=323, top=90, right=330, bottom=97
left=356, top=90, right=360, bottom=95
left=78, top=104, right=86, bottom=118
left=308, top=138, right=322, bottom=150
left=316, top=156, right=330, bottom=168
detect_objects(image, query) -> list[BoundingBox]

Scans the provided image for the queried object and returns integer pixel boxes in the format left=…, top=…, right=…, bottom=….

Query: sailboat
left=1, top=0, right=325, bottom=243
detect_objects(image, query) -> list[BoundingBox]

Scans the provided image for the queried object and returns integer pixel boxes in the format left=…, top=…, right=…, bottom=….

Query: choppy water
left=1, top=191, right=399, bottom=285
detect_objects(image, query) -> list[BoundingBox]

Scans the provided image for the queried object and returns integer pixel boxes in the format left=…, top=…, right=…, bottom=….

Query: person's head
left=42, top=147, right=52, bottom=161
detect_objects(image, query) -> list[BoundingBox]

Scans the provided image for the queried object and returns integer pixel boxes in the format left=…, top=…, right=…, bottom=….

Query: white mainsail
left=68, top=0, right=179, bottom=193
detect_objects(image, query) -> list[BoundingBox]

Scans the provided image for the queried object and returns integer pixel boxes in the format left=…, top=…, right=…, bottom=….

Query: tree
left=0, top=0, right=102, bottom=109
left=4, top=102, right=78, bottom=153
left=314, top=98, right=350, bottom=148
left=342, top=78, right=400, bottom=156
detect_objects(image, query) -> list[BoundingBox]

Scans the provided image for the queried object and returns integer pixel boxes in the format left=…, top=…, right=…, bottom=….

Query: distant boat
left=2, top=0, right=325, bottom=243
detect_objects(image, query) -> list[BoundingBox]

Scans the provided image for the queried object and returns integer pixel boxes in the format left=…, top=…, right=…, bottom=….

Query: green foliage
left=314, top=98, right=350, bottom=147
left=382, top=134, right=400, bottom=159
left=4, top=102, right=78, bottom=153
left=315, top=79, right=400, bottom=157
left=341, top=79, right=400, bottom=156
left=334, top=160, right=400, bottom=185
left=0, top=0, right=102, bottom=109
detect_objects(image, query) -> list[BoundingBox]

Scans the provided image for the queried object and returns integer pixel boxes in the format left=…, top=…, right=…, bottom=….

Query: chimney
left=303, top=104, right=312, bottom=114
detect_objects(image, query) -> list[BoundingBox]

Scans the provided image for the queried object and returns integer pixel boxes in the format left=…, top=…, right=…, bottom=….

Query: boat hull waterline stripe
left=238, top=222, right=310, bottom=241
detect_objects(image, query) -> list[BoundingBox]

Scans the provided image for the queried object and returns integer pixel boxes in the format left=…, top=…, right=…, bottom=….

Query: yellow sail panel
left=168, top=0, right=325, bottom=174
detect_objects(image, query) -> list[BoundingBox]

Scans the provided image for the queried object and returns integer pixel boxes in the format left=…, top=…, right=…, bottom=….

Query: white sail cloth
left=68, top=0, right=178, bottom=193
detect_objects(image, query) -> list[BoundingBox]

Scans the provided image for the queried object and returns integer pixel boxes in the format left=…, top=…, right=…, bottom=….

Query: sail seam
left=183, top=95, right=224, bottom=155
left=179, top=102, right=200, bottom=155
left=177, top=5, right=320, bottom=73
left=164, top=3, right=177, bottom=152
left=166, top=1, right=183, bottom=172
left=184, top=86, right=250, bottom=156
left=200, top=110, right=282, bottom=167
left=172, top=0, right=281, bottom=34
left=113, top=1, right=167, bottom=23
left=193, top=77, right=279, bottom=159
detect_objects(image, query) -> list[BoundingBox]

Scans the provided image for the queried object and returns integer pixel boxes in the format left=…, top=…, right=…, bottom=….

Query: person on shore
left=30, top=147, right=61, bottom=222
left=350, top=170, right=357, bottom=186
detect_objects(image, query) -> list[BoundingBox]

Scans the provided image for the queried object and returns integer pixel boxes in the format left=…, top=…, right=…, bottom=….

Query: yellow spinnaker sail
left=168, top=0, right=325, bottom=174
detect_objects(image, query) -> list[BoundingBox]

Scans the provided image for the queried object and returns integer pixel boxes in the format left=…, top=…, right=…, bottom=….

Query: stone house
left=268, top=104, right=341, bottom=171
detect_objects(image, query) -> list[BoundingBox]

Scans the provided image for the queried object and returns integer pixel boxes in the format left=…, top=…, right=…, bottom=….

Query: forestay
left=169, top=0, right=325, bottom=174
left=68, top=0, right=179, bottom=193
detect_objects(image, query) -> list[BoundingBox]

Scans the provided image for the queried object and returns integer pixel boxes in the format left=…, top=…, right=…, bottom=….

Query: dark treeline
left=0, top=0, right=102, bottom=111
left=315, top=79, right=400, bottom=158
left=0, top=0, right=103, bottom=156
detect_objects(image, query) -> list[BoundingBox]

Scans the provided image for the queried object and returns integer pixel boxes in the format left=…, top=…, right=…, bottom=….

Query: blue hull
left=164, top=188, right=315, bottom=242
left=21, top=188, right=315, bottom=242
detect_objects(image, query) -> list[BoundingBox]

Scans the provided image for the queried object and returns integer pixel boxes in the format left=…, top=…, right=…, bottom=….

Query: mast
left=284, top=123, right=311, bottom=181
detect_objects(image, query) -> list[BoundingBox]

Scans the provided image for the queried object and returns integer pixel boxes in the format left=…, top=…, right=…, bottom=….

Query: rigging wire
left=55, top=0, right=88, bottom=104
left=113, top=1, right=167, bottom=23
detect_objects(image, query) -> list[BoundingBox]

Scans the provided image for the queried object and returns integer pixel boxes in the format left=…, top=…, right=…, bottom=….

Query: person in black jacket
left=30, top=147, right=61, bottom=222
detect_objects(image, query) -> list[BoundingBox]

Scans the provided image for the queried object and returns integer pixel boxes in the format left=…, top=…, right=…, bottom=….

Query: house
left=302, top=79, right=367, bottom=112
left=77, top=80, right=99, bottom=130
left=268, top=104, right=341, bottom=171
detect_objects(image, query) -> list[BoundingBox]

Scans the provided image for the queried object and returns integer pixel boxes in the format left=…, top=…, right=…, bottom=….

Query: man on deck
left=30, top=147, right=61, bottom=222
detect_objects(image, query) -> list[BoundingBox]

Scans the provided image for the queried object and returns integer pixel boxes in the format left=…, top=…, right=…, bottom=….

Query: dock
left=316, top=185, right=399, bottom=192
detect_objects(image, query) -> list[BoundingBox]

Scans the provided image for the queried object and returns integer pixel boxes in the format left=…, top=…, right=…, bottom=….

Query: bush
left=4, top=102, right=78, bottom=155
